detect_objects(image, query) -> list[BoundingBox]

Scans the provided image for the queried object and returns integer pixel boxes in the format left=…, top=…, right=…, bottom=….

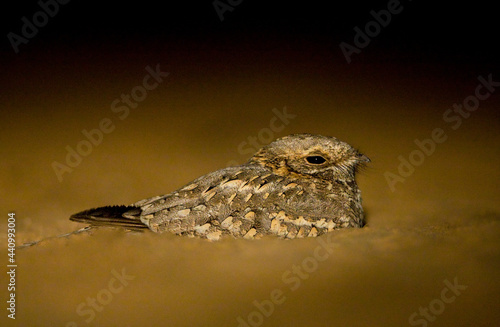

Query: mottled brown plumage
left=70, top=134, right=369, bottom=240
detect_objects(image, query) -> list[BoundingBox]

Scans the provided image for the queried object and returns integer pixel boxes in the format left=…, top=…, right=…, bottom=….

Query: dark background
left=1, top=1, right=499, bottom=327
left=3, top=1, right=498, bottom=67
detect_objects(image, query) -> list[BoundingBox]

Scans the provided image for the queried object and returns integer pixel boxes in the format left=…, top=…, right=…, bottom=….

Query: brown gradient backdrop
left=1, top=20, right=500, bottom=327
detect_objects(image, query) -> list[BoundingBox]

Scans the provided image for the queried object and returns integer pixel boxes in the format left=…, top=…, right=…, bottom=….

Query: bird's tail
left=70, top=205, right=148, bottom=230
left=17, top=206, right=148, bottom=249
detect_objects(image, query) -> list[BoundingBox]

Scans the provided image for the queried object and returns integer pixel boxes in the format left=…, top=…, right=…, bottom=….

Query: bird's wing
left=136, top=164, right=294, bottom=237
left=136, top=165, right=347, bottom=239
left=279, top=179, right=363, bottom=228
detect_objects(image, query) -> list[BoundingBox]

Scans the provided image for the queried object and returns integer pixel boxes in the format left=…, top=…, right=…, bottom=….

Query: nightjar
left=70, top=134, right=370, bottom=240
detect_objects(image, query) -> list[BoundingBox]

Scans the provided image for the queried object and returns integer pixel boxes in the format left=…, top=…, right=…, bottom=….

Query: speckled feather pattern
left=70, top=134, right=369, bottom=240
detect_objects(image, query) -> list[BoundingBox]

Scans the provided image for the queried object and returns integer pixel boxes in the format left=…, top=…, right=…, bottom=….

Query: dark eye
left=306, top=156, right=326, bottom=164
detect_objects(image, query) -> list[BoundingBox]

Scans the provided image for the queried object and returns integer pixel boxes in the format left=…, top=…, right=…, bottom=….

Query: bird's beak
left=358, top=154, right=370, bottom=163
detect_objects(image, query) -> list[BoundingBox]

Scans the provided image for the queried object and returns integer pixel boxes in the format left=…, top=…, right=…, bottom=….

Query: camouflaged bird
left=70, top=134, right=369, bottom=240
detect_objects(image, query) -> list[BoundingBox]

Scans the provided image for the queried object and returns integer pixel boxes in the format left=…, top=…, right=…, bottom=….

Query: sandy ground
left=1, top=41, right=499, bottom=327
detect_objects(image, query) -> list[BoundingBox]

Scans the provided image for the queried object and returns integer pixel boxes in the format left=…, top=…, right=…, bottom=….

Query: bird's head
left=248, top=134, right=369, bottom=182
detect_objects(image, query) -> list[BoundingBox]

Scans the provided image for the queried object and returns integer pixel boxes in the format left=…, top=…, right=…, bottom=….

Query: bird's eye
left=306, top=156, right=327, bottom=164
